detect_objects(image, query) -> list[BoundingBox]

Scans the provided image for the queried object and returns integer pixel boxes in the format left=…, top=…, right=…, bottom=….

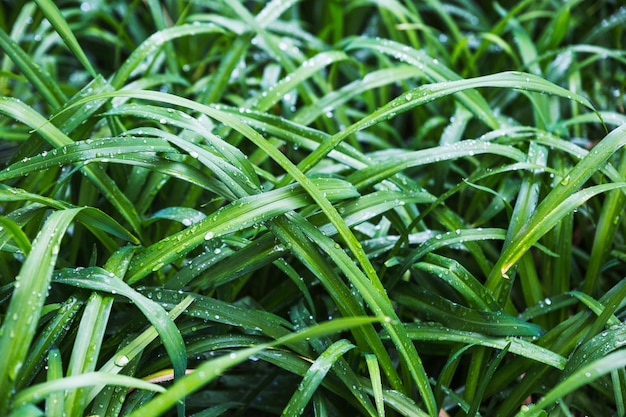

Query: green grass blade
left=0, top=27, right=65, bottom=109
left=33, top=0, right=97, bottom=78
left=398, top=323, right=566, bottom=369
left=45, top=348, right=63, bottom=417
left=111, top=24, right=224, bottom=89
left=53, top=267, right=189, bottom=389
left=13, top=373, right=165, bottom=409
left=0, top=208, right=86, bottom=415
left=365, top=354, right=385, bottom=417
left=125, top=317, right=383, bottom=417
left=518, top=350, right=626, bottom=416
left=282, top=339, right=355, bottom=417
left=126, top=178, right=358, bottom=283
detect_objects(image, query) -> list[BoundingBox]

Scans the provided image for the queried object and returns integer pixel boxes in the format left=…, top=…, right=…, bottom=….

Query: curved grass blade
left=0, top=136, right=175, bottom=181
left=347, top=140, right=526, bottom=190
left=414, top=253, right=499, bottom=311
left=16, top=296, right=84, bottom=390
left=13, top=373, right=165, bottom=409
left=345, top=37, right=500, bottom=129
left=517, top=350, right=626, bottom=416
left=0, top=208, right=88, bottom=415
left=250, top=50, right=350, bottom=111
left=104, top=104, right=258, bottom=185
left=490, top=123, right=626, bottom=282
left=126, top=178, right=359, bottom=283
left=125, top=317, right=383, bottom=417
left=0, top=216, right=31, bottom=255
left=88, top=295, right=193, bottom=403
left=0, top=28, right=65, bottom=109
left=0, top=98, right=142, bottom=235
left=489, top=181, right=626, bottom=296
left=53, top=267, right=189, bottom=391
left=396, top=323, right=566, bottom=369
left=296, top=70, right=598, bottom=180
left=396, top=287, right=544, bottom=337
left=111, top=24, right=224, bottom=88
left=282, top=339, right=355, bottom=417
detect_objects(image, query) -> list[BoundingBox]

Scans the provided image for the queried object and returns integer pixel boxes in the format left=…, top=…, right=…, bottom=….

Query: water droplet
left=115, top=355, right=130, bottom=367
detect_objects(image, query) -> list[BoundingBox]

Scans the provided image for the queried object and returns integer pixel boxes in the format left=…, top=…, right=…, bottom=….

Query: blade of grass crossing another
left=0, top=208, right=89, bottom=415
left=282, top=339, right=355, bottom=417
left=125, top=317, right=383, bottom=417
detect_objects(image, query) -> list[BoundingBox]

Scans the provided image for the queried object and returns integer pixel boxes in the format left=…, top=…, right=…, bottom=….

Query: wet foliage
left=0, top=1, right=626, bottom=416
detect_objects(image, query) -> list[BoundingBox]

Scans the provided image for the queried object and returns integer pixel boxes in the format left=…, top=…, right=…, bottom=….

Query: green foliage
left=1, top=0, right=625, bottom=416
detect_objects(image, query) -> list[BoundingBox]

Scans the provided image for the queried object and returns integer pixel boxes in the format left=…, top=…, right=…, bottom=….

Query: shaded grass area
left=0, top=0, right=626, bottom=416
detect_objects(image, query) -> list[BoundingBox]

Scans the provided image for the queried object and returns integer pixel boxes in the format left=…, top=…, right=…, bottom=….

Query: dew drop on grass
left=115, top=355, right=130, bottom=367
left=204, top=231, right=214, bottom=240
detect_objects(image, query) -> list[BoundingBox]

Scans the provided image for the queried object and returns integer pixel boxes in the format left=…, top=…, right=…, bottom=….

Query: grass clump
left=1, top=0, right=626, bottom=416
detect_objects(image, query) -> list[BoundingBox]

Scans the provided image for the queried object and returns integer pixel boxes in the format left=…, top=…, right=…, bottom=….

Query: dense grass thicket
left=1, top=0, right=626, bottom=416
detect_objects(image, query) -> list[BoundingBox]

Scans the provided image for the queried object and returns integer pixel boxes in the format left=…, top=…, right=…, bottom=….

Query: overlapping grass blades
left=0, top=0, right=625, bottom=416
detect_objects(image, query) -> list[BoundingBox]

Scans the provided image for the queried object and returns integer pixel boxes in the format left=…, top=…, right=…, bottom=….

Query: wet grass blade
left=282, top=339, right=355, bottom=416
left=0, top=209, right=93, bottom=415
left=34, top=0, right=97, bottom=78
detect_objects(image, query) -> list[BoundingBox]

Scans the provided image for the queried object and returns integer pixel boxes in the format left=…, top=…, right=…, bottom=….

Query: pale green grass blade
left=365, top=354, right=385, bottom=417
left=7, top=404, right=44, bottom=417
left=13, top=373, right=165, bottom=409
left=0, top=216, right=31, bottom=255
left=64, top=292, right=113, bottom=417
left=0, top=208, right=87, bottom=415
left=105, top=105, right=258, bottom=185
left=0, top=136, right=175, bottom=181
left=125, top=317, right=383, bottom=417
left=45, top=348, right=63, bottom=417
left=250, top=50, right=349, bottom=111
left=34, top=0, right=96, bottom=78
left=282, top=339, right=355, bottom=417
